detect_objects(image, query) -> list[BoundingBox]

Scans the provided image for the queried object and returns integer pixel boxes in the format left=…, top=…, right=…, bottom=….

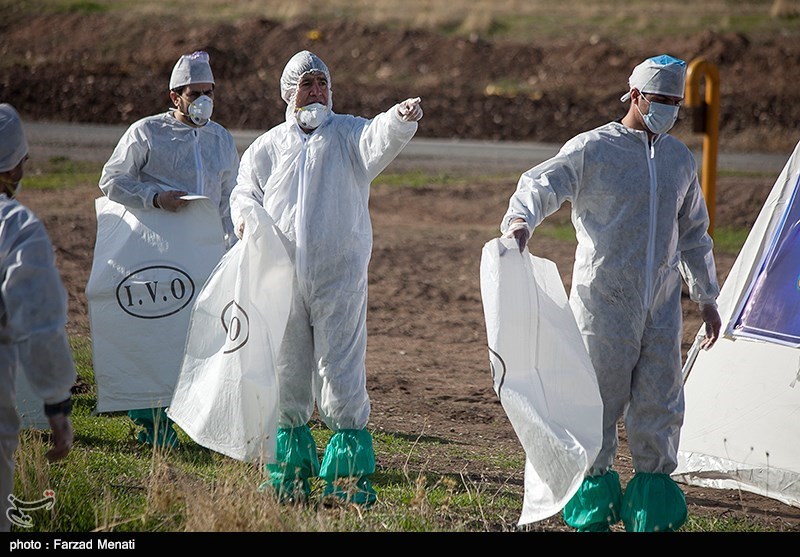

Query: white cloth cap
left=280, top=50, right=331, bottom=106
left=169, top=51, right=215, bottom=90
left=620, top=54, right=687, bottom=102
left=0, top=104, right=28, bottom=173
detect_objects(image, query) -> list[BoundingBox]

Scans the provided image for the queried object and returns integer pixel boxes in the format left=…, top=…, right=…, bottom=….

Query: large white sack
left=168, top=205, right=293, bottom=463
left=86, top=195, right=225, bottom=413
left=480, top=237, right=603, bottom=525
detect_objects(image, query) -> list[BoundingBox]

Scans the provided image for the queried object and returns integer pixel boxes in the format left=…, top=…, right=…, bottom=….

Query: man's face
left=295, top=72, right=328, bottom=108
left=0, top=154, right=28, bottom=198
left=171, top=82, right=215, bottom=111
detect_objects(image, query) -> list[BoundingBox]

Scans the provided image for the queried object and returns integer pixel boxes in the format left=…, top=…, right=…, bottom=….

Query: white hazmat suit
left=501, top=55, right=720, bottom=532
left=230, top=50, right=420, bottom=504
left=0, top=199, right=77, bottom=531
left=95, top=51, right=239, bottom=448
left=503, top=122, right=719, bottom=472
left=0, top=104, right=76, bottom=531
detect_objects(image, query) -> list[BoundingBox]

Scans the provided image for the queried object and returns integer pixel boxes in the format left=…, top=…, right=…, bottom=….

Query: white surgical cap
left=169, top=51, right=215, bottom=90
left=280, top=50, right=331, bottom=105
left=620, top=54, right=687, bottom=102
left=0, top=104, right=28, bottom=173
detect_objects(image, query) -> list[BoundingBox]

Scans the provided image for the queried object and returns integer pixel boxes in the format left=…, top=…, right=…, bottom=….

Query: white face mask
left=637, top=96, right=679, bottom=135
left=187, top=95, right=213, bottom=126
left=295, top=102, right=328, bottom=130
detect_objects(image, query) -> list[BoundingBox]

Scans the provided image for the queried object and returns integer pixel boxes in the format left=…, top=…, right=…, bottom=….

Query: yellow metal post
left=684, top=58, right=720, bottom=236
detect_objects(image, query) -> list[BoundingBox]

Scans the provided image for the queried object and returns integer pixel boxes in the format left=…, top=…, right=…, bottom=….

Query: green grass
left=534, top=222, right=748, bottom=256
left=16, top=331, right=527, bottom=532
left=685, top=514, right=780, bottom=533
left=711, top=226, right=750, bottom=254
left=374, top=170, right=477, bottom=188
left=717, top=169, right=777, bottom=179
left=534, top=223, right=578, bottom=244
left=13, top=377, right=526, bottom=532
left=23, top=157, right=100, bottom=191
left=6, top=0, right=800, bottom=42
left=53, top=0, right=108, bottom=13
left=16, top=358, right=787, bottom=532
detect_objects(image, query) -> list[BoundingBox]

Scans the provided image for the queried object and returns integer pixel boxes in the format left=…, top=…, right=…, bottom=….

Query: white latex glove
left=397, top=97, right=423, bottom=122
left=503, top=219, right=530, bottom=254
left=46, top=413, right=74, bottom=463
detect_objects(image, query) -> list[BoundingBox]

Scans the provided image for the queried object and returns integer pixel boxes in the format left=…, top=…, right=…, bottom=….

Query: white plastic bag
left=479, top=237, right=603, bottom=525
left=168, top=205, right=293, bottom=463
left=86, top=196, right=226, bottom=412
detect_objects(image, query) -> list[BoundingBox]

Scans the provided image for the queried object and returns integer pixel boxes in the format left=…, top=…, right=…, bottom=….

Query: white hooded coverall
left=501, top=121, right=720, bottom=475
left=0, top=196, right=76, bottom=530
left=230, top=62, right=418, bottom=432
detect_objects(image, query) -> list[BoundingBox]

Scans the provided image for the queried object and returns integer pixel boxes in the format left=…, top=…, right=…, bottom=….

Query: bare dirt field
left=5, top=10, right=800, bottom=531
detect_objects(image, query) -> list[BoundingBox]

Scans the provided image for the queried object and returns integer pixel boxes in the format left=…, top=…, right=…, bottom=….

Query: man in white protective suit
left=230, top=50, right=423, bottom=506
left=501, top=55, right=722, bottom=532
left=0, top=104, right=76, bottom=531
left=96, top=51, right=239, bottom=448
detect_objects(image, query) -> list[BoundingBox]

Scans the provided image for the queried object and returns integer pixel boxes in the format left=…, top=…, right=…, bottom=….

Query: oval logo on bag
left=116, top=265, right=196, bottom=319
left=487, top=347, right=507, bottom=401
left=222, top=300, right=249, bottom=354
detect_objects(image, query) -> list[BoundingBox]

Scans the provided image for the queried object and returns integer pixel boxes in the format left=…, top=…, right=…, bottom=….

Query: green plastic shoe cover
left=129, top=407, right=179, bottom=448
left=261, top=425, right=320, bottom=502
left=621, top=472, right=687, bottom=532
left=319, top=429, right=377, bottom=507
left=563, top=470, right=623, bottom=532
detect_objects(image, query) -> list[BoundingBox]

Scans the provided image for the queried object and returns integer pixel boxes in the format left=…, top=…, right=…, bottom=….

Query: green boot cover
left=128, top=407, right=178, bottom=448
left=262, top=425, right=319, bottom=502
left=621, top=472, right=687, bottom=532
left=563, top=470, right=623, bottom=532
left=320, top=429, right=377, bottom=507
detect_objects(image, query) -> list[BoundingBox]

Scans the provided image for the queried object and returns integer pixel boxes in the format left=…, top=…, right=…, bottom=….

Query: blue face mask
left=637, top=96, right=679, bottom=135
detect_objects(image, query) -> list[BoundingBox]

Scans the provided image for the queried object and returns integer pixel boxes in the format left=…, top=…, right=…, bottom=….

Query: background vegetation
left=9, top=0, right=800, bottom=42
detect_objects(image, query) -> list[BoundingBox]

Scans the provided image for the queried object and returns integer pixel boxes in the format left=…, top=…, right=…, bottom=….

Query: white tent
left=673, top=140, right=800, bottom=509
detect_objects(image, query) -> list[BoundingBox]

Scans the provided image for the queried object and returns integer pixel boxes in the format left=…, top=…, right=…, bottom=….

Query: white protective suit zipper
left=644, top=135, right=658, bottom=308
left=192, top=129, right=204, bottom=195
left=295, top=131, right=310, bottom=278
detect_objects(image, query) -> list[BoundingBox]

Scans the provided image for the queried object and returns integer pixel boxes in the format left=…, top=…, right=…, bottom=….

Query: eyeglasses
left=642, top=92, right=681, bottom=107
left=182, top=89, right=214, bottom=101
